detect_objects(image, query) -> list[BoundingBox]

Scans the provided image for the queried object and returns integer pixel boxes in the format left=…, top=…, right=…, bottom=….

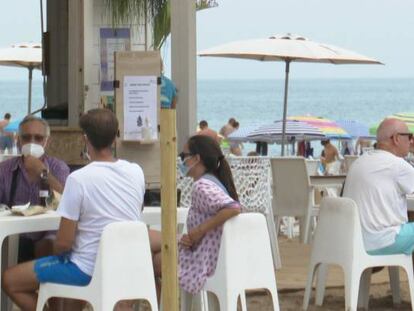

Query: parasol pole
left=280, top=59, right=291, bottom=156
left=28, top=67, right=33, bottom=114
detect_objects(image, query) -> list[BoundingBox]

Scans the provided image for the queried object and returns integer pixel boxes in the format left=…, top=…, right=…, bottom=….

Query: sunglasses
left=179, top=152, right=193, bottom=161
left=395, top=133, right=414, bottom=140
left=20, top=134, right=46, bottom=143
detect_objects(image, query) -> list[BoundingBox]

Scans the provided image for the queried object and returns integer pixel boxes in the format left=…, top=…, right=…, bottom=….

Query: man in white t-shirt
left=3, top=109, right=147, bottom=310
left=343, top=118, right=414, bottom=255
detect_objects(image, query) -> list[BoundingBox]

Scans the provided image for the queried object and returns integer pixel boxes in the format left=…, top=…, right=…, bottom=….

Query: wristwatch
left=40, top=168, right=49, bottom=179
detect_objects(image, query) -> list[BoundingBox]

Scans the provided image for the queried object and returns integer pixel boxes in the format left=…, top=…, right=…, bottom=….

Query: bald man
left=343, top=118, right=414, bottom=255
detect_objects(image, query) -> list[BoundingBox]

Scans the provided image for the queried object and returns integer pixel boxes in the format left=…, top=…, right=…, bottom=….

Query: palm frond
left=196, top=0, right=218, bottom=11
left=103, top=0, right=168, bottom=25
left=153, top=1, right=171, bottom=50
left=152, top=0, right=219, bottom=49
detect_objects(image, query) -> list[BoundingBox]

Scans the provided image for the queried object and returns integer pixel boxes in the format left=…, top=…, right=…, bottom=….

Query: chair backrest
left=212, top=213, right=276, bottom=290
left=227, top=156, right=272, bottom=214
left=311, top=197, right=365, bottom=265
left=92, top=221, right=156, bottom=300
left=344, top=155, right=359, bottom=173
left=305, top=159, right=319, bottom=176
left=177, top=158, right=194, bottom=209
left=271, top=157, right=311, bottom=217
left=178, top=156, right=273, bottom=215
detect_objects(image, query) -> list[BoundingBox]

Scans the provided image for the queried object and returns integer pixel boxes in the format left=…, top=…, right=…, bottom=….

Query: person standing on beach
left=343, top=118, right=414, bottom=256
left=229, top=121, right=243, bottom=156
left=0, top=113, right=13, bottom=153
left=197, top=120, right=220, bottom=143
left=355, top=137, right=372, bottom=155
left=219, top=117, right=237, bottom=138
left=2, top=109, right=148, bottom=311
left=320, top=139, right=339, bottom=172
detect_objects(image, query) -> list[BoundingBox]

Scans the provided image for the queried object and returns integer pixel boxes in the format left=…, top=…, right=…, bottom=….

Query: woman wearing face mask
left=153, top=135, right=241, bottom=297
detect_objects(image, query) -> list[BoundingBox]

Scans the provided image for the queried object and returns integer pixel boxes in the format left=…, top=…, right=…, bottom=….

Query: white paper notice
left=123, top=76, right=158, bottom=140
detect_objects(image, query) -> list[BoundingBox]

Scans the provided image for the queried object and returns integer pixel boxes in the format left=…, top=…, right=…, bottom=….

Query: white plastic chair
left=200, top=213, right=279, bottom=311
left=305, top=159, right=319, bottom=176
left=227, top=156, right=281, bottom=269
left=271, top=157, right=318, bottom=244
left=36, top=221, right=158, bottom=311
left=303, top=197, right=414, bottom=311
left=178, top=156, right=281, bottom=269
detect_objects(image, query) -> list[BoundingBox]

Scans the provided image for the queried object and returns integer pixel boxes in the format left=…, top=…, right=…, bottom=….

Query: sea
left=1, top=78, right=414, bottom=155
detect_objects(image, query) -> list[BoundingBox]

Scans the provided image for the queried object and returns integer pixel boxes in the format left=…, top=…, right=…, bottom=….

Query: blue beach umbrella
left=336, top=119, right=374, bottom=139
left=4, top=119, right=22, bottom=133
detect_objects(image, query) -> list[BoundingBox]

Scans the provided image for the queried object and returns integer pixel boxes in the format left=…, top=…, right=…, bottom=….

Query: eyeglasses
left=394, top=133, right=414, bottom=140
left=179, top=152, right=193, bottom=161
left=20, top=134, right=46, bottom=143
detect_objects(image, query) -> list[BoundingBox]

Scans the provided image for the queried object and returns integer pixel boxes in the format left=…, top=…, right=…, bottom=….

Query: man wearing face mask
left=0, top=115, right=70, bottom=261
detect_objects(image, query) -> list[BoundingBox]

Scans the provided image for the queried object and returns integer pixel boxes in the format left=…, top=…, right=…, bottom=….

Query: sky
left=1, top=0, right=414, bottom=80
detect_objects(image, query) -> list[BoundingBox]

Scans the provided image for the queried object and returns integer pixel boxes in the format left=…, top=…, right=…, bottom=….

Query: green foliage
left=103, top=0, right=167, bottom=25
left=153, top=1, right=171, bottom=49
left=152, top=0, right=218, bottom=49
left=104, top=0, right=218, bottom=49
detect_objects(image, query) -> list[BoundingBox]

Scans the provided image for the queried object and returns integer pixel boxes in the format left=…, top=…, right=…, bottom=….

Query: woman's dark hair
left=187, top=135, right=239, bottom=201
left=79, top=108, right=119, bottom=150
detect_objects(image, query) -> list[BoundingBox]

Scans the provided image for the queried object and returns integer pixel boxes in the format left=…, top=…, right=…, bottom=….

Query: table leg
left=1, top=236, right=8, bottom=311
left=1, top=235, right=19, bottom=311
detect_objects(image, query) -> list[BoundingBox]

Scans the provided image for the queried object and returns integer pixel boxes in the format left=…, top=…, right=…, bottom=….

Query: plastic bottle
left=142, top=117, right=152, bottom=140
left=39, top=169, right=50, bottom=207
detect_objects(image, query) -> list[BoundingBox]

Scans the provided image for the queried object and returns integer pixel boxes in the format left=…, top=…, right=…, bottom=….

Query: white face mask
left=21, top=143, right=45, bottom=158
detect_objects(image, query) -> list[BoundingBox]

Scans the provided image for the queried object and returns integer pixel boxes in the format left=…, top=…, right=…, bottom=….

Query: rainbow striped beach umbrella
left=369, top=112, right=414, bottom=135
left=288, top=116, right=351, bottom=139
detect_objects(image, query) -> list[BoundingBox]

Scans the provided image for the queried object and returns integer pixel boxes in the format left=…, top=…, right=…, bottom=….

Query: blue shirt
left=161, top=75, right=177, bottom=109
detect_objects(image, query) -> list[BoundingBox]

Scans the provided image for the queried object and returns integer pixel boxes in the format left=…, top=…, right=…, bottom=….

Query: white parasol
left=199, top=33, right=383, bottom=155
left=0, top=42, right=42, bottom=114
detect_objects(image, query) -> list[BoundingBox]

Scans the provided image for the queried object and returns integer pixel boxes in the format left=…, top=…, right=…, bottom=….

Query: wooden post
left=160, top=109, right=179, bottom=311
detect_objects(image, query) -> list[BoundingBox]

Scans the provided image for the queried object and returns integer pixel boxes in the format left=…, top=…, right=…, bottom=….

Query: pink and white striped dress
left=179, top=175, right=241, bottom=294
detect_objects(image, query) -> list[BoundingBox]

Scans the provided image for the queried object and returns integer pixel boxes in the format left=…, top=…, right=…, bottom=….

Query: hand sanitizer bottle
left=142, top=117, right=152, bottom=140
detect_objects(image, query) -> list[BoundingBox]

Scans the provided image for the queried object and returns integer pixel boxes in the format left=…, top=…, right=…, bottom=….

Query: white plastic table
left=0, top=211, right=61, bottom=311
left=141, top=206, right=188, bottom=229
left=310, top=175, right=346, bottom=187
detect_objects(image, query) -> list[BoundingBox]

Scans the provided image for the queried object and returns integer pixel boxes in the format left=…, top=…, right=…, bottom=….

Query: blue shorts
left=368, top=222, right=414, bottom=256
left=0, top=136, right=13, bottom=150
left=34, top=254, right=91, bottom=286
